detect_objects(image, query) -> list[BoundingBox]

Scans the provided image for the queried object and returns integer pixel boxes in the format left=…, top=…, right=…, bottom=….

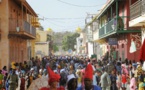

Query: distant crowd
left=0, top=55, right=145, bottom=90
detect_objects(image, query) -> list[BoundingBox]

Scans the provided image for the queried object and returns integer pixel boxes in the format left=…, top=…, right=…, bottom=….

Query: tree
left=62, top=33, right=79, bottom=51
left=53, top=44, right=59, bottom=52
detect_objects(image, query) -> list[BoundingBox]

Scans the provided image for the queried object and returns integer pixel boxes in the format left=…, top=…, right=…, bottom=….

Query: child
left=122, top=72, right=127, bottom=90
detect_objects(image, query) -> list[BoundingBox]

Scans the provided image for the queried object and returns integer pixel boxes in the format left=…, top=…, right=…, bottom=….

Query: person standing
left=129, top=74, right=136, bottom=90
left=110, top=70, right=117, bottom=90
left=7, top=69, right=18, bottom=90
left=2, top=66, right=8, bottom=76
left=116, top=71, right=121, bottom=90
left=0, top=70, right=4, bottom=90
left=40, top=66, right=65, bottom=90
left=121, top=72, right=127, bottom=90
left=67, top=74, right=77, bottom=90
left=76, top=64, right=101, bottom=90
left=100, top=67, right=111, bottom=90
left=20, top=74, right=25, bottom=90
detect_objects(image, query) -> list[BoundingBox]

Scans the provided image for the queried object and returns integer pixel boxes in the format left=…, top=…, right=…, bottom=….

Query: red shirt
left=121, top=74, right=127, bottom=84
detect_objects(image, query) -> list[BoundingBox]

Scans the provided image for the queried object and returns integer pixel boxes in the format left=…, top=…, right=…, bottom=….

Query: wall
left=88, top=42, right=93, bottom=58
left=127, top=33, right=141, bottom=61
left=36, top=30, right=47, bottom=42
left=31, top=40, right=35, bottom=58
left=9, top=37, right=27, bottom=62
left=35, top=43, right=49, bottom=59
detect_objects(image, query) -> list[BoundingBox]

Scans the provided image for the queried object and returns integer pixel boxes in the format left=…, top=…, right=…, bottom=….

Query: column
left=0, top=0, right=9, bottom=69
left=142, top=28, right=145, bottom=43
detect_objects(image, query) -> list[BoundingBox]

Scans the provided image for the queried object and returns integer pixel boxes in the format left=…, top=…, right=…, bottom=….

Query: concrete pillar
left=0, top=0, right=9, bottom=69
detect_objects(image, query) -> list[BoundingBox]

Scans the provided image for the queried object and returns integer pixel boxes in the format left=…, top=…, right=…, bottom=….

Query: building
left=0, top=0, right=39, bottom=68
left=96, top=0, right=141, bottom=61
left=86, top=14, right=106, bottom=60
left=129, top=0, right=145, bottom=43
left=35, top=29, right=51, bottom=59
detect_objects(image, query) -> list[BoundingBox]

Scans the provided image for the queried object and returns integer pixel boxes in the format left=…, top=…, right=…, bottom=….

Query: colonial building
left=97, top=0, right=141, bottom=61
left=129, top=0, right=145, bottom=43
left=0, top=0, right=40, bottom=68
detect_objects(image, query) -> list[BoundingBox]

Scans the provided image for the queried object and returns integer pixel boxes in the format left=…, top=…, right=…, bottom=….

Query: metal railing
left=9, top=18, right=36, bottom=37
left=130, top=0, right=145, bottom=20
left=99, top=17, right=118, bottom=37
left=99, top=16, right=127, bottom=38
left=99, top=16, right=141, bottom=38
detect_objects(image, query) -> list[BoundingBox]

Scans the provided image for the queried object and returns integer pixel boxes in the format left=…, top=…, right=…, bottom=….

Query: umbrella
left=28, top=75, right=49, bottom=90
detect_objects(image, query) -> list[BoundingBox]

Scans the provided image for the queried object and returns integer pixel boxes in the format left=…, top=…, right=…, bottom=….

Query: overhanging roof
left=97, top=0, right=115, bottom=19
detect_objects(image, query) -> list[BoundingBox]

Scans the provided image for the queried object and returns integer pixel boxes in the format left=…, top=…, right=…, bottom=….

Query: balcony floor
left=9, top=31, right=35, bottom=39
left=129, top=14, right=145, bottom=27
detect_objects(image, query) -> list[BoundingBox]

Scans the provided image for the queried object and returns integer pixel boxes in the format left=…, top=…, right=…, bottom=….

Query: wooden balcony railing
left=9, top=18, right=36, bottom=39
left=130, top=0, right=145, bottom=20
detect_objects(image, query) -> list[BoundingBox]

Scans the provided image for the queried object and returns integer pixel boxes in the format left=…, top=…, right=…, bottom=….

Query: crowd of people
left=0, top=55, right=145, bottom=90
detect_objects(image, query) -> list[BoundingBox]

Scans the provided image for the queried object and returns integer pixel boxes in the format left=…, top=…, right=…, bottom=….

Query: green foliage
left=62, top=33, right=80, bottom=51
left=53, top=44, right=59, bottom=52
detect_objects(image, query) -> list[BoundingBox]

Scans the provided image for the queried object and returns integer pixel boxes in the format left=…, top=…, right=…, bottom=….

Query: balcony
left=99, top=16, right=140, bottom=39
left=129, top=0, right=145, bottom=27
left=9, top=18, right=36, bottom=39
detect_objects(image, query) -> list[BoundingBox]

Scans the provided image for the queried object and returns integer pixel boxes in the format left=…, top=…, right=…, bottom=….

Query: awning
left=94, top=38, right=107, bottom=44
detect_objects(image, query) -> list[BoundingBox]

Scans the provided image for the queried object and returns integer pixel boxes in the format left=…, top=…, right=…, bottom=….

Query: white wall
left=88, top=42, right=93, bottom=58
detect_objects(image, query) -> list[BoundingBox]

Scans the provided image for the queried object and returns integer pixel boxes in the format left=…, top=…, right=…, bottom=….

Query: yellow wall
left=31, top=40, right=35, bottom=58
left=35, top=29, right=50, bottom=59
left=35, top=43, right=49, bottom=59
left=37, top=30, right=48, bottom=42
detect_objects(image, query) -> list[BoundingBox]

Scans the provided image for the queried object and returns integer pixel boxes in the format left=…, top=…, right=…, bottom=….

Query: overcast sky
left=26, top=0, right=107, bottom=32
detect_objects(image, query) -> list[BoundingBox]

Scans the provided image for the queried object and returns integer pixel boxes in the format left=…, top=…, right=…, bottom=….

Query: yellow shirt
left=78, top=76, right=82, bottom=83
left=139, top=82, right=144, bottom=90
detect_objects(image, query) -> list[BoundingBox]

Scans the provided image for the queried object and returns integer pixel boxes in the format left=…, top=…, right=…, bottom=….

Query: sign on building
left=108, top=38, right=118, bottom=45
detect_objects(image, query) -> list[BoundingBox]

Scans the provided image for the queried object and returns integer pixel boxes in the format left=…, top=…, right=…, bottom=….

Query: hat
left=11, top=62, right=16, bottom=69
left=60, top=69, right=65, bottom=73
left=84, top=64, right=93, bottom=80
left=47, top=66, right=60, bottom=85
left=67, top=74, right=76, bottom=83
left=53, top=70, right=58, bottom=73
left=140, top=39, right=145, bottom=60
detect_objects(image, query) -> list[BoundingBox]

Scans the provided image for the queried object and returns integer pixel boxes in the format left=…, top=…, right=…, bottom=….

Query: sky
left=26, top=0, right=107, bottom=32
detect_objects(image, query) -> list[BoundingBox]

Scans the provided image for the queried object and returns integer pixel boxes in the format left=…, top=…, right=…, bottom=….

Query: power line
left=44, top=19, right=85, bottom=28
left=38, top=14, right=85, bottom=20
left=57, top=0, right=105, bottom=7
left=44, top=17, right=85, bottom=20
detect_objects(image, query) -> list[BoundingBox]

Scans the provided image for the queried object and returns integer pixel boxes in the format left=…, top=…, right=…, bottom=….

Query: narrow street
left=0, top=0, right=145, bottom=90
